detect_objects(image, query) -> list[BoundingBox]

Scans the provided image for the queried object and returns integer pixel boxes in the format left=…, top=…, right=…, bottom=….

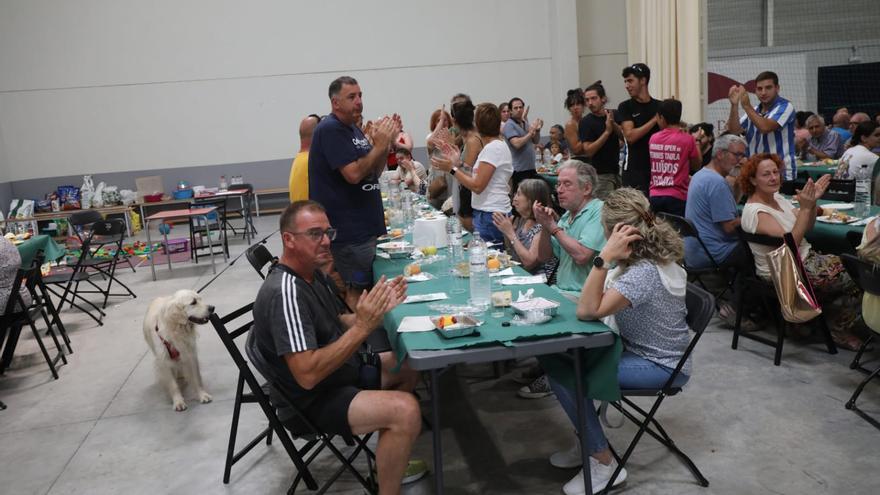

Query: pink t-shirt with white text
left=648, top=128, right=699, bottom=201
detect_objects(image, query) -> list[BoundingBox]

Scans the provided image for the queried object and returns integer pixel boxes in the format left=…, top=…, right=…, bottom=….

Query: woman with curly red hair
left=739, top=153, right=864, bottom=350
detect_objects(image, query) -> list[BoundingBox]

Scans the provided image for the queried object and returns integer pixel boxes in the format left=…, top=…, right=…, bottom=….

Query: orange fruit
left=404, top=263, right=421, bottom=276
left=487, top=258, right=502, bottom=270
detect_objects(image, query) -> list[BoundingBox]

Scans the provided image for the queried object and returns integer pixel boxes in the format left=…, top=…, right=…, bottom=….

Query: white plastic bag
left=119, top=189, right=137, bottom=206
left=102, top=185, right=120, bottom=206
left=80, top=175, right=95, bottom=209
left=92, top=182, right=106, bottom=208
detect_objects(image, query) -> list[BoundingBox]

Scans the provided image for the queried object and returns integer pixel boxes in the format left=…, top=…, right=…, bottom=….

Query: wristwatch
left=450, top=167, right=458, bottom=176
left=592, top=256, right=607, bottom=269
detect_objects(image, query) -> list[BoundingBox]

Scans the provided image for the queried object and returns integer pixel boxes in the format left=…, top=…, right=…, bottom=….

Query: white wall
left=576, top=1, right=629, bottom=108
left=0, top=0, right=579, bottom=182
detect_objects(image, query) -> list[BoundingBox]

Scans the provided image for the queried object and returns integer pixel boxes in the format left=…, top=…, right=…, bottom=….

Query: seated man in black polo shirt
left=247, top=200, right=424, bottom=494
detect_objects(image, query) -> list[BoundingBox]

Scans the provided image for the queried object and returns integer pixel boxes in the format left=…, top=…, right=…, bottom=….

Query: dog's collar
left=156, top=325, right=180, bottom=361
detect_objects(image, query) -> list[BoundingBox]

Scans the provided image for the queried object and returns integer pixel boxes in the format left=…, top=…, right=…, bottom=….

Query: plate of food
left=377, top=240, right=412, bottom=250
left=378, top=229, right=405, bottom=241
left=816, top=210, right=858, bottom=224
left=430, top=314, right=481, bottom=339
left=820, top=203, right=854, bottom=211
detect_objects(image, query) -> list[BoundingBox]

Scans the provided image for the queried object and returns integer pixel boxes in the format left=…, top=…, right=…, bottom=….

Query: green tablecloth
left=374, top=251, right=621, bottom=400
left=16, top=235, right=66, bottom=267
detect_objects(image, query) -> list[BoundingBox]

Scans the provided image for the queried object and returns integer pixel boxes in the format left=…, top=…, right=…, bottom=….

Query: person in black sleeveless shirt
left=617, top=63, right=660, bottom=196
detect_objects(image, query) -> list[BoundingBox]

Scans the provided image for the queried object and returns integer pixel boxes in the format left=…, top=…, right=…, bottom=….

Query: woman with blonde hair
left=546, top=187, right=691, bottom=494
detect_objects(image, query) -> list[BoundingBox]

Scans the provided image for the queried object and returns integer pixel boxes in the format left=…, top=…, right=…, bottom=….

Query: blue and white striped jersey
left=740, top=96, right=797, bottom=179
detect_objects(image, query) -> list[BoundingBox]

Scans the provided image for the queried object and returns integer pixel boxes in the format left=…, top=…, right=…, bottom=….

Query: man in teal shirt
left=535, top=160, right=606, bottom=301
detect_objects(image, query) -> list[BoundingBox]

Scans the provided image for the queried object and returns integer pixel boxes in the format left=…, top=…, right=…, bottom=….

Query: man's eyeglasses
left=725, top=150, right=747, bottom=159
left=287, top=228, right=337, bottom=242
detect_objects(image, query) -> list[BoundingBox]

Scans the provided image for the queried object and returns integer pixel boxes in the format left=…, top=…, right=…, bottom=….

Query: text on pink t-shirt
left=648, top=127, right=699, bottom=201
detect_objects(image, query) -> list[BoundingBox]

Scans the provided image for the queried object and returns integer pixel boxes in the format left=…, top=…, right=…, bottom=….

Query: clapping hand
left=532, top=201, right=558, bottom=229
left=605, top=109, right=616, bottom=131
left=371, top=116, right=398, bottom=150
left=739, top=88, right=752, bottom=107
left=354, top=275, right=407, bottom=333
left=728, top=85, right=744, bottom=106
left=429, top=139, right=461, bottom=173
left=492, top=212, right=515, bottom=239
left=598, top=223, right=643, bottom=264
left=794, top=174, right=831, bottom=210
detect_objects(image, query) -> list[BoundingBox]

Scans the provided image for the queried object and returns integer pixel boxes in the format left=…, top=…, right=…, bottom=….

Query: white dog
left=143, top=289, right=215, bottom=411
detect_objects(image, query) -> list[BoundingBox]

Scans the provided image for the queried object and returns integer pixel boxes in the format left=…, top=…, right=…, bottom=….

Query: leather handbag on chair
left=766, top=232, right=822, bottom=323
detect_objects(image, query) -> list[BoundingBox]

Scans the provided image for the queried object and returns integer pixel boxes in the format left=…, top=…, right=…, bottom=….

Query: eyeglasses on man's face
left=288, top=227, right=337, bottom=242
left=725, top=150, right=747, bottom=160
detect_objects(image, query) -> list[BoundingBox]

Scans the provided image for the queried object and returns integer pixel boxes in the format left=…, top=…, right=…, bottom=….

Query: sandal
left=718, top=304, right=760, bottom=332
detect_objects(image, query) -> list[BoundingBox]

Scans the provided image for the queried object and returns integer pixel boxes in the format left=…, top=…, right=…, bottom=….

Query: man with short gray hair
left=685, top=134, right=749, bottom=271
left=534, top=160, right=606, bottom=300
left=802, top=114, right=844, bottom=160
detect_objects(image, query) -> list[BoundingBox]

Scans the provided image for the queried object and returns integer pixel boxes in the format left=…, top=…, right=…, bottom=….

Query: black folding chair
left=597, top=284, right=714, bottom=494
left=733, top=228, right=837, bottom=365
left=211, top=303, right=377, bottom=494
left=245, top=243, right=277, bottom=280
left=74, top=218, right=136, bottom=309
left=846, top=230, right=863, bottom=252
left=0, top=259, right=68, bottom=379
left=69, top=210, right=136, bottom=273
left=824, top=179, right=855, bottom=202
left=659, top=213, right=736, bottom=306
left=42, top=237, right=106, bottom=326
left=839, top=254, right=880, bottom=429
left=780, top=179, right=807, bottom=196
left=189, top=197, right=230, bottom=261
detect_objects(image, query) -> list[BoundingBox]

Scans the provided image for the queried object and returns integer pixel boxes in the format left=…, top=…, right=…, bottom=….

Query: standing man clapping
left=309, top=76, right=401, bottom=291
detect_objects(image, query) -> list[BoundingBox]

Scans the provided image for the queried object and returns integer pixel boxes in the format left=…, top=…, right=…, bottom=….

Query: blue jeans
left=548, top=351, right=689, bottom=455
left=472, top=209, right=507, bottom=249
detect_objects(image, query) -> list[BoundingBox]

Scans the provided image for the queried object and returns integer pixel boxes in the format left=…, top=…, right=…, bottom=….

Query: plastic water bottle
left=854, top=163, right=871, bottom=218
left=468, top=232, right=491, bottom=308
left=446, top=216, right=463, bottom=262
left=219, top=175, right=228, bottom=191
left=388, top=179, right=401, bottom=210
left=402, top=188, right=413, bottom=225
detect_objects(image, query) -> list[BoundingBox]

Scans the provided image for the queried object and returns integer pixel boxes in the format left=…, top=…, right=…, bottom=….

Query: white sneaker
left=550, top=442, right=581, bottom=469
left=562, top=458, right=627, bottom=495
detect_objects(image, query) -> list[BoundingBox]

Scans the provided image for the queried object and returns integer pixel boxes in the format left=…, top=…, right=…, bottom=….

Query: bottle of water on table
left=854, top=163, right=871, bottom=218
left=446, top=216, right=465, bottom=292
left=468, top=232, right=491, bottom=309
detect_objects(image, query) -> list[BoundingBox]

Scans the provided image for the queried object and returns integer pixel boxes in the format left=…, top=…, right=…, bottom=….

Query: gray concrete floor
left=1, top=214, right=879, bottom=495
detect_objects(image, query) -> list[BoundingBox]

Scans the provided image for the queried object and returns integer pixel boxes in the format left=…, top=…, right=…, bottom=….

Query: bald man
left=289, top=114, right=321, bottom=202
left=849, top=112, right=871, bottom=136
left=831, top=110, right=852, bottom=143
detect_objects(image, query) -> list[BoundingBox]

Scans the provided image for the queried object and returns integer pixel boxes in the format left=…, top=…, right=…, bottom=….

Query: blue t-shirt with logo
left=308, top=113, right=385, bottom=244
